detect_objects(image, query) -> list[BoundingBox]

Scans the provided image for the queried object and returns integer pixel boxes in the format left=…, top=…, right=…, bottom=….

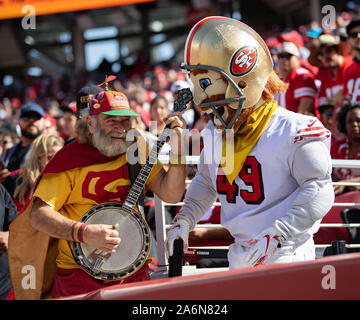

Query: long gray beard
left=92, top=129, right=132, bottom=157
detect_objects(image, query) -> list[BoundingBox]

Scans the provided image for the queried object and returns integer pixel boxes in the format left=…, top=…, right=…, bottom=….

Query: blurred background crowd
left=0, top=1, right=360, bottom=189
left=0, top=0, right=359, bottom=210
left=0, top=0, right=360, bottom=290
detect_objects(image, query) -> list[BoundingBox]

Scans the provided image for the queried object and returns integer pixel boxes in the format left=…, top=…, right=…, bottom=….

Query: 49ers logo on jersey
left=229, top=46, right=258, bottom=77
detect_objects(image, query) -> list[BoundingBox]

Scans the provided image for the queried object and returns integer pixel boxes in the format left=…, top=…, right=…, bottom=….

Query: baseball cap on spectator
left=45, top=113, right=56, bottom=126
left=154, top=66, right=166, bottom=75
left=89, top=91, right=140, bottom=117
left=170, top=80, right=190, bottom=93
left=20, top=103, right=45, bottom=118
left=278, top=41, right=300, bottom=57
left=60, top=101, right=77, bottom=114
left=76, top=85, right=103, bottom=118
left=342, top=12, right=351, bottom=22
left=277, top=30, right=304, bottom=49
left=346, top=19, right=360, bottom=36
left=318, top=34, right=340, bottom=48
left=11, top=98, right=21, bottom=108
left=266, top=37, right=282, bottom=50
left=307, top=27, right=323, bottom=39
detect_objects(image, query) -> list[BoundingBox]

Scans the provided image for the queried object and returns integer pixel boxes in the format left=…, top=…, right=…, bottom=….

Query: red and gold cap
left=89, top=90, right=140, bottom=117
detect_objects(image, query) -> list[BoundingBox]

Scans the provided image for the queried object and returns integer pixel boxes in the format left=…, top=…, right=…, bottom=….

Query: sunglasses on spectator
left=20, top=112, right=42, bottom=121
left=277, top=53, right=293, bottom=60
left=349, top=31, right=360, bottom=39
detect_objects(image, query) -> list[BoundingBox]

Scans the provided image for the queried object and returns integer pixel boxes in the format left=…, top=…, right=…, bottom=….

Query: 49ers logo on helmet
left=229, top=46, right=258, bottom=77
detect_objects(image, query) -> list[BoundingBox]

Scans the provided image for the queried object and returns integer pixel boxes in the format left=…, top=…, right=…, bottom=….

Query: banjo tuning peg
left=174, top=88, right=193, bottom=112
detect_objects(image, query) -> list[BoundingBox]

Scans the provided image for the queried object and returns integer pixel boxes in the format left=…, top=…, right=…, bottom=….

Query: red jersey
left=332, top=139, right=360, bottom=180
left=342, top=58, right=360, bottom=104
left=319, top=56, right=353, bottom=106
left=276, top=67, right=319, bottom=117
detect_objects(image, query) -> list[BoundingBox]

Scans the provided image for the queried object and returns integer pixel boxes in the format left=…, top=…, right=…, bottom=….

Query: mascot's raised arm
left=166, top=16, right=334, bottom=269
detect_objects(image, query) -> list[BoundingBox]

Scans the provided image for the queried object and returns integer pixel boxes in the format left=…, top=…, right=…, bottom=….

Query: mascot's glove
left=165, top=218, right=190, bottom=260
left=246, top=227, right=286, bottom=267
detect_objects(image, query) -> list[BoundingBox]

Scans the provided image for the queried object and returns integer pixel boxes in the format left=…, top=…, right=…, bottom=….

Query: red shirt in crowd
left=318, top=55, right=353, bottom=106
left=342, top=58, right=360, bottom=104
left=276, top=67, right=319, bottom=118
left=332, top=139, right=360, bottom=181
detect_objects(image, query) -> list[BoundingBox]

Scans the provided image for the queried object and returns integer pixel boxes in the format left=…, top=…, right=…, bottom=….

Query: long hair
left=14, top=133, right=64, bottom=204
left=75, top=117, right=91, bottom=144
left=261, top=70, right=288, bottom=101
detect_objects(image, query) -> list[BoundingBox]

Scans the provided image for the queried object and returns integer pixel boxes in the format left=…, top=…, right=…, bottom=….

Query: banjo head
left=73, top=203, right=151, bottom=281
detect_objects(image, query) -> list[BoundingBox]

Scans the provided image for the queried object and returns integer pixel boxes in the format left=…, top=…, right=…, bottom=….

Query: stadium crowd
left=1, top=3, right=360, bottom=299
left=1, top=7, right=360, bottom=194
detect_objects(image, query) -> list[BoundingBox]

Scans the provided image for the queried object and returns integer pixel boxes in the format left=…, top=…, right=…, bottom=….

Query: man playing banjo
left=8, top=88, right=187, bottom=299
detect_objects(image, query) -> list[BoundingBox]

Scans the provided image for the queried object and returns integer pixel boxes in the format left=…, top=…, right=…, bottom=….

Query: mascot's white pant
left=228, top=237, right=315, bottom=269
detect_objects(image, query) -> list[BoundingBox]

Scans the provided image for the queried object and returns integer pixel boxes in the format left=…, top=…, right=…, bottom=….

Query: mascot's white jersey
left=179, top=106, right=334, bottom=248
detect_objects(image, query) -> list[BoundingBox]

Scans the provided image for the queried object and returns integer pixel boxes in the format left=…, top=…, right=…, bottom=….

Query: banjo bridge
left=89, top=250, right=111, bottom=272
left=92, top=257, right=105, bottom=273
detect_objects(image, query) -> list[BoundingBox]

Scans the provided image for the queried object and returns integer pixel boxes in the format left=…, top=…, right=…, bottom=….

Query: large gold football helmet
left=182, top=16, right=273, bottom=131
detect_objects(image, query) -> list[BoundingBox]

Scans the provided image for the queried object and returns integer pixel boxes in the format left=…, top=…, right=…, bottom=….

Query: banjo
left=72, top=88, right=193, bottom=281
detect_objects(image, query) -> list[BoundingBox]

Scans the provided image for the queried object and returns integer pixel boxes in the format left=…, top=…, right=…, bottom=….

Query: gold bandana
left=221, top=100, right=279, bottom=184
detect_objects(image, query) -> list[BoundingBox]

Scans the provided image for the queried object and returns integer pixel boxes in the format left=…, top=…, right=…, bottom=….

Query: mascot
left=166, top=17, right=334, bottom=268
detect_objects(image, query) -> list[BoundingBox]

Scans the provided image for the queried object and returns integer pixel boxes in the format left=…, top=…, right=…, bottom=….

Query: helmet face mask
left=181, top=63, right=246, bottom=132
left=183, top=16, right=273, bottom=133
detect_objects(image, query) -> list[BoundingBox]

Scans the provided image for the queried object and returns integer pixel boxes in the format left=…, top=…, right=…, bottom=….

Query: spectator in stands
left=342, top=20, right=360, bottom=104
left=0, top=98, right=15, bottom=126
left=278, top=29, right=318, bottom=75
left=170, top=80, right=195, bottom=129
left=149, top=95, right=170, bottom=136
left=192, top=103, right=210, bottom=133
left=0, top=126, right=19, bottom=157
left=317, top=34, right=353, bottom=108
left=75, top=85, right=103, bottom=119
left=276, top=41, right=319, bottom=118
left=74, top=85, right=103, bottom=145
left=306, top=27, right=324, bottom=69
left=0, top=103, right=45, bottom=197
left=318, top=104, right=334, bottom=130
left=0, top=184, right=18, bottom=300
left=151, top=68, right=173, bottom=106
left=60, top=101, right=77, bottom=144
left=13, top=133, right=64, bottom=213
left=127, top=88, right=151, bottom=130
left=44, top=113, right=58, bottom=136
left=186, top=104, right=209, bottom=157
left=316, top=34, right=353, bottom=141
left=318, top=103, right=340, bottom=158
left=266, top=37, right=282, bottom=75
left=332, top=104, right=360, bottom=195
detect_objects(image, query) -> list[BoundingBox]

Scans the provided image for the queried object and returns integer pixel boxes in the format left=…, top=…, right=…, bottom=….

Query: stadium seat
left=341, top=208, right=360, bottom=244
left=314, top=191, right=360, bottom=244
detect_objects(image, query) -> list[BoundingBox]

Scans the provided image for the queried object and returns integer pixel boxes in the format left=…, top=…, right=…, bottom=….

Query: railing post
left=154, top=194, right=167, bottom=271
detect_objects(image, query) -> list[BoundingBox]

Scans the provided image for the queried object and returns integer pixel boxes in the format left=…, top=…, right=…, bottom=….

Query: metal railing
left=154, top=157, right=360, bottom=269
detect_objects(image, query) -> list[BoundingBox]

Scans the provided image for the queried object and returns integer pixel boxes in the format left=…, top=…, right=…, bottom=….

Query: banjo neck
left=123, top=128, right=169, bottom=209
left=123, top=88, right=192, bottom=210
